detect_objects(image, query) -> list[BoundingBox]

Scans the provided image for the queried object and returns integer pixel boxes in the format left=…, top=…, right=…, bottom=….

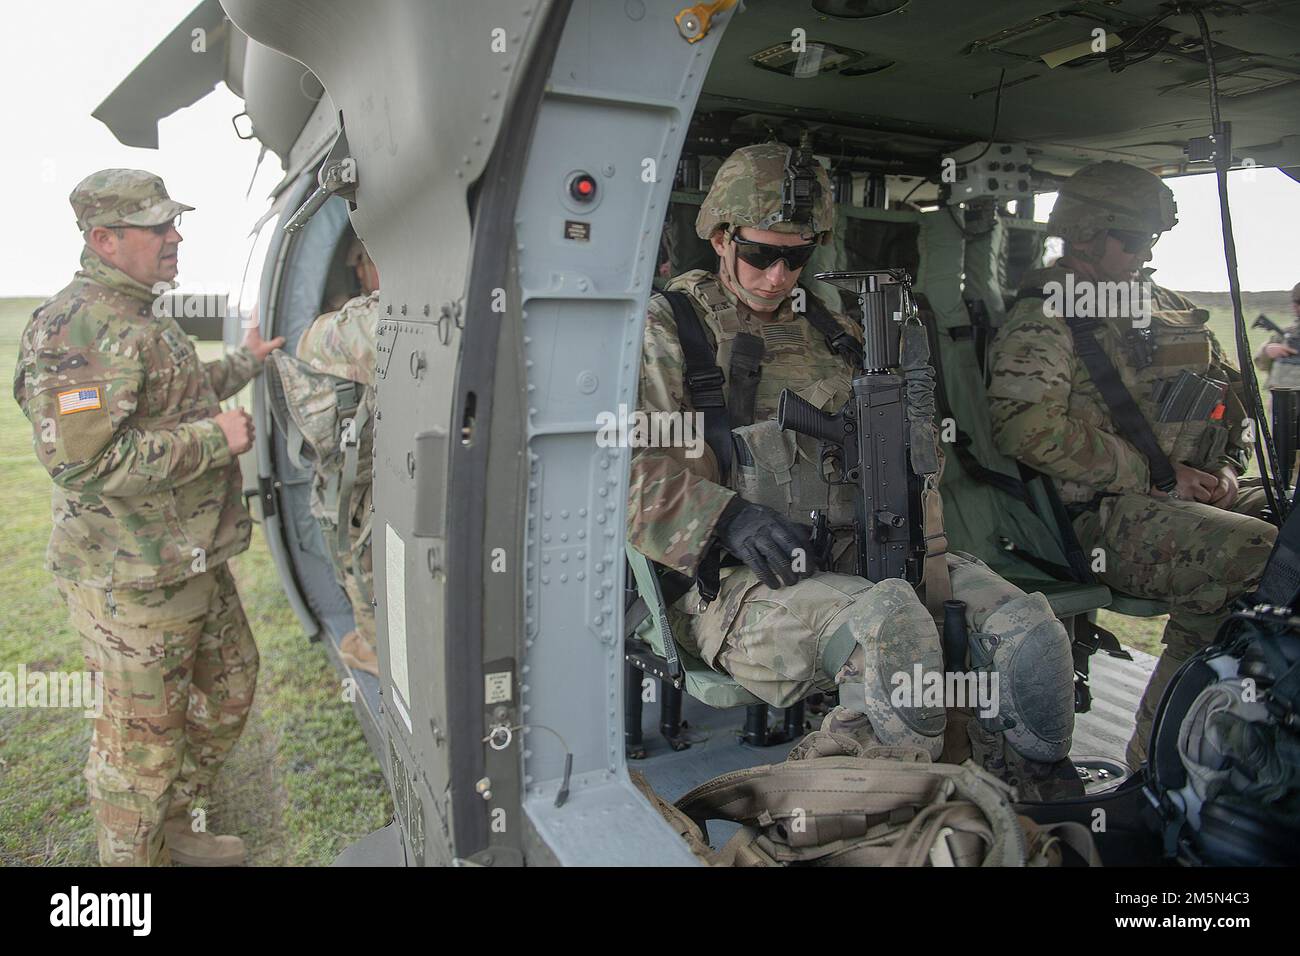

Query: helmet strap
left=719, top=232, right=779, bottom=313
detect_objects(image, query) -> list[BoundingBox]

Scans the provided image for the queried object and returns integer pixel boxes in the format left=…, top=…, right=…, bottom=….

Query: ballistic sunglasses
left=730, top=233, right=818, bottom=272
left=1108, top=228, right=1160, bottom=254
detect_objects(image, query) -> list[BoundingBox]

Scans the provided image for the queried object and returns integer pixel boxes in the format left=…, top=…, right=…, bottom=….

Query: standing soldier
left=629, top=143, right=1079, bottom=797
left=293, top=238, right=380, bottom=676
left=987, top=161, right=1277, bottom=771
left=12, top=169, right=284, bottom=865
left=1252, top=281, right=1300, bottom=483
left=1252, top=282, right=1300, bottom=381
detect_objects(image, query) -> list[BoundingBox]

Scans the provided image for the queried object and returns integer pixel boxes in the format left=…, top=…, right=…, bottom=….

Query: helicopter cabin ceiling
left=693, top=0, right=1300, bottom=179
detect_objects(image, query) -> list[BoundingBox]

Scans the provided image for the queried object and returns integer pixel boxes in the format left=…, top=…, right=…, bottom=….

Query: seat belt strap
left=1068, top=316, right=1177, bottom=492
left=1015, top=288, right=1176, bottom=493
left=660, top=290, right=734, bottom=484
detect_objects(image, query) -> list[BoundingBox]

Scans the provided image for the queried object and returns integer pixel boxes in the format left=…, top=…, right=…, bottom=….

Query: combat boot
left=967, top=718, right=1085, bottom=801
left=339, top=630, right=380, bottom=677
left=163, top=818, right=246, bottom=867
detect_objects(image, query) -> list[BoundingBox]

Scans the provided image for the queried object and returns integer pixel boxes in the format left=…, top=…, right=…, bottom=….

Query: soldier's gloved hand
left=713, top=498, right=813, bottom=590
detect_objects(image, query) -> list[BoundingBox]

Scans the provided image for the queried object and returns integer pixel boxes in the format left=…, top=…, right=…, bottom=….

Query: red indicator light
left=569, top=174, right=597, bottom=201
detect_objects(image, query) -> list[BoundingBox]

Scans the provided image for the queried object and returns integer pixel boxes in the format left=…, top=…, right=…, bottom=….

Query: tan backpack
left=639, top=735, right=1099, bottom=867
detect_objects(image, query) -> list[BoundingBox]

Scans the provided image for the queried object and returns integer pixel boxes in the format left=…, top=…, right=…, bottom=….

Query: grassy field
left=0, top=296, right=390, bottom=866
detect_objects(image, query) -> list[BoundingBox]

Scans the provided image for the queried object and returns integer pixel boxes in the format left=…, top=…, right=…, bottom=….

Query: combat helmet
left=1048, top=161, right=1177, bottom=244
left=696, top=141, right=836, bottom=244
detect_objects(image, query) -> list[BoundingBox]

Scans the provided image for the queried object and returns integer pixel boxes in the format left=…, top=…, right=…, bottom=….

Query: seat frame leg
left=625, top=659, right=646, bottom=760
left=783, top=702, right=805, bottom=742
left=742, top=703, right=770, bottom=747
left=659, top=679, right=691, bottom=751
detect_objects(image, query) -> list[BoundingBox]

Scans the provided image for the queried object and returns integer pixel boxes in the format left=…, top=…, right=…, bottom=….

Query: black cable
left=900, top=178, right=927, bottom=205
left=958, top=69, right=1007, bottom=166
left=1187, top=4, right=1288, bottom=521
left=1107, top=33, right=1172, bottom=72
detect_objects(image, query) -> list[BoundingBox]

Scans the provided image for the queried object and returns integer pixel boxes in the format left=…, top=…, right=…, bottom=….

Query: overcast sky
left=0, top=0, right=274, bottom=301
left=1, top=1, right=1297, bottom=300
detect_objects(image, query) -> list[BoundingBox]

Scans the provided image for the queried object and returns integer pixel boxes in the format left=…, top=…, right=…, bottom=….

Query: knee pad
left=973, top=591, right=1075, bottom=764
left=837, top=579, right=946, bottom=760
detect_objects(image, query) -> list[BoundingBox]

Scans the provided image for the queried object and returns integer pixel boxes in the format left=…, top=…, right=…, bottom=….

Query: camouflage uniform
left=630, top=144, right=1076, bottom=769
left=295, top=291, right=379, bottom=650
left=987, top=162, right=1277, bottom=770
left=1253, top=322, right=1300, bottom=388
left=12, top=170, right=263, bottom=865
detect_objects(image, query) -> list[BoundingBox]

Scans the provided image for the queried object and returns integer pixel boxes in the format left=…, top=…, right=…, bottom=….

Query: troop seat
left=1106, top=592, right=1170, bottom=618
left=1014, top=579, right=1113, bottom=619
left=624, top=546, right=807, bottom=757
left=1008, top=577, right=1168, bottom=621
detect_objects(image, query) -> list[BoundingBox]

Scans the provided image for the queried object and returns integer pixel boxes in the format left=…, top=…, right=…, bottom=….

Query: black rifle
left=1254, top=313, right=1300, bottom=356
left=777, top=270, right=937, bottom=585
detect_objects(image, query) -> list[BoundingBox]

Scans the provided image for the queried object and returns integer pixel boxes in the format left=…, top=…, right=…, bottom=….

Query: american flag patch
left=57, top=386, right=102, bottom=415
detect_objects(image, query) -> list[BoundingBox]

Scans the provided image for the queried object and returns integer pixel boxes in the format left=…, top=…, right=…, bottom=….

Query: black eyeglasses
left=730, top=233, right=818, bottom=272
left=1108, top=229, right=1159, bottom=254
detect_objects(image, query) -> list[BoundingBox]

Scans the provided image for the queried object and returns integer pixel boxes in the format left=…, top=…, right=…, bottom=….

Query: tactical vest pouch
left=731, top=420, right=798, bottom=512
left=1147, top=370, right=1231, bottom=471
left=731, top=416, right=856, bottom=528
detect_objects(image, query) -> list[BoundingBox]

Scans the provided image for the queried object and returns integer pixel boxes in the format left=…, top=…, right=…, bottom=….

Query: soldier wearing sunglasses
left=628, top=143, right=1081, bottom=798
left=989, top=161, right=1276, bottom=772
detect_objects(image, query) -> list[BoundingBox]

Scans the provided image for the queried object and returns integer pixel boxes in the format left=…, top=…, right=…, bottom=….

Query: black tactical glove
left=713, top=497, right=814, bottom=590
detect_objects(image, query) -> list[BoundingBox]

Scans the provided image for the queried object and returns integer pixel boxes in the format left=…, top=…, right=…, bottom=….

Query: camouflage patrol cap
left=696, top=142, right=835, bottom=243
left=1048, top=161, right=1177, bottom=244
left=69, top=168, right=194, bottom=232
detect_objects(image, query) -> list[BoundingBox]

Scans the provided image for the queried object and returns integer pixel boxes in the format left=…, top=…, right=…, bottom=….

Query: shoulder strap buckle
left=684, top=366, right=726, bottom=407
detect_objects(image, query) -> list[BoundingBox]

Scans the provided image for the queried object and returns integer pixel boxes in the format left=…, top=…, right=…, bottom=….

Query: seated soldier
left=296, top=239, right=380, bottom=676
left=629, top=142, right=1080, bottom=798
left=987, top=161, right=1278, bottom=771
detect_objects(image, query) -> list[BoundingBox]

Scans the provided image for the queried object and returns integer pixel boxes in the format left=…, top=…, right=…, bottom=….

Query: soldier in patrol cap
left=630, top=142, right=1080, bottom=796
left=987, top=161, right=1277, bottom=771
left=294, top=236, right=380, bottom=676
left=13, top=169, right=284, bottom=865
